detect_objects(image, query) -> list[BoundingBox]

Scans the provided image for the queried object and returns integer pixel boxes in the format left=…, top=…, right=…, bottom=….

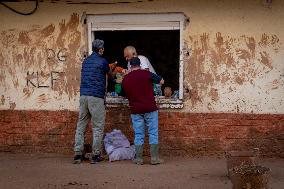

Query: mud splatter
left=185, top=32, right=280, bottom=109
left=14, top=54, right=22, bottom=63
left=57, top=13, right=80, bottom=48
left=258, top=33, right=281, bottom=53
left=41, top=24, right=55, bottom=38
left=271, top=35, right=281, bottom=53
left=228, top=86, right=234, bottom=92
left=259, top=51, right=273, bottom=69
left=37, top=93, right=50, bottom=104
left=18, top=31, right=31, bottom=45
left=0, top=13, right=84, bottom=104
left=220, top=72, right=231, bottom=84
left=259, top=33, right=270, bottom=47
left=214, top=32, right=224, bottom=49
left=200, top=33, right=209, bottom=52
left=0, top=52, right=6, bottom=87
left=23, top=87, right=34, bottom=99
left=9, top=102, right=16, bottom=110
left=271, top=35, right=279, bottom=46
left=1, top=32, right=16, bottom=48
left=52, top=72, right=65, bottom=95
left=187, top=35, right=212, bottom=106
left=235, top=76, right=244, bottom=85
left=13, top=77, right=19, bottom=88
left=209, top=88, right=219, bottom=102
left=246, top=37, right=256, bottom=58
left=1, top=95, right=5, bottom=105
left=236, top=49, right=251, bottom=62
left=271, top=79, right=279, bottom=90
left=58, top=13, right=81, bottom=99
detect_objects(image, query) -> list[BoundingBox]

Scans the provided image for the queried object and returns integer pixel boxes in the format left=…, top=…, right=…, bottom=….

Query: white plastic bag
left=104, top=129, right=135, bottom=162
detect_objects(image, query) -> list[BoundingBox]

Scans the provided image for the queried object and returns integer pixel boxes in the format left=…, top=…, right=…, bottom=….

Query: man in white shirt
left=124, top=46, right=156, bottom=73
left=123, top=46, right=162, bottom=96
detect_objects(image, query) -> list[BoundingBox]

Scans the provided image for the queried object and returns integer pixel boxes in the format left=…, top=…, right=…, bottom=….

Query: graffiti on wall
left=26, top=71, right=64, bottom=89
left=46, top=48, right=67, bottom=62
left=0, top=13, right=85, bottom=108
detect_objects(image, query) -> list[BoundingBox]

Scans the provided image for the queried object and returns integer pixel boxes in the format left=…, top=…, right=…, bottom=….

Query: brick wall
left=0, top=109, right=283, bottom=157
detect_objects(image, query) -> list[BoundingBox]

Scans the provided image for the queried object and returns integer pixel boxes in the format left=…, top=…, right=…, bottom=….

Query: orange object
left=109, top=63, right=124, bottom=73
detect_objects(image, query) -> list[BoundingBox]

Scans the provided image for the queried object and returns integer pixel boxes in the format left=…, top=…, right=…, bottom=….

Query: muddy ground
left=0, top=153, right=283, bottom=189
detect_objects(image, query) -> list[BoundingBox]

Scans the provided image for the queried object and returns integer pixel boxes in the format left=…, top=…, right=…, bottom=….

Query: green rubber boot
left=150, top=144, right=164, bottom=165
left=133, top=145, right=143, bottom=165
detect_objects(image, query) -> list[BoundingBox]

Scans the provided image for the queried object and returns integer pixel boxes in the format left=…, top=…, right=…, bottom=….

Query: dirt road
left=0, top=153, right=283, bottom=189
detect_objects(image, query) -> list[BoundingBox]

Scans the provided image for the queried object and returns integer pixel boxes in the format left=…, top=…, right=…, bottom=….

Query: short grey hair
left=124, top=46, right=137, bottom=56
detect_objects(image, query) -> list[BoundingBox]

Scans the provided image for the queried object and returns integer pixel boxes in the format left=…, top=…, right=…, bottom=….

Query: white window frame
left=86, top=13, right=185, bottom=103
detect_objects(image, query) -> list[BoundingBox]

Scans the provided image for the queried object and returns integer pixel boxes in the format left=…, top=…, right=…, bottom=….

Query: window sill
left=105, top=96, right=184, bottom=109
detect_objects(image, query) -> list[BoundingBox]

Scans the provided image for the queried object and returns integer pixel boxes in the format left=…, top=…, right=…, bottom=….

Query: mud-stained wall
left=0, top=0, right=284, bottom=113
left=183, top=32, right=283, bottom=113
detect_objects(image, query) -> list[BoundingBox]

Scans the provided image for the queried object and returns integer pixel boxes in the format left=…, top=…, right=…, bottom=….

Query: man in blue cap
left=73, top=39, right=115, bottom=164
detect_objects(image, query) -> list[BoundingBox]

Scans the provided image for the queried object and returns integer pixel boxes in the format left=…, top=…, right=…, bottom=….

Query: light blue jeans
left=131, top=110, right=159, bottom=145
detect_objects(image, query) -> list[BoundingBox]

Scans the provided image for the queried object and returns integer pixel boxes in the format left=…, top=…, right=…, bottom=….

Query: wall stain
left=23, top=87, right=34, bottom=99
left=236, top=49, right=251, bottom=62
left=259, top=33, right=270, bottom=47
left=200, top=33, right=209, bottom=52
left=259, top=51, right=273, bottom=69
left=1, top=95, right=5, bottom=105
left=259, top=33, right=281, bottom=53
left=185, top=32, right=280, bottom=109
left=0, top=53, right=6, bottom=88
left=245, top=37, right=256, bottom=58
left=37, top=93, right=50, bottom=105
left=18, top=31, right=31, bottom=45
left=0, top=13, right=84, bottom=102
left=9, top=102, right=16, bottom=110
left=41, top=24, right=55, bottom=38
left=0, top=16, right=282, bottom=110
left=214, top=32, right=224, bottom=50
left=187, top=34, right=213, bottom=106
left=271, top=79, right=280, bottom=90
left=235, top=76, right=244, bottom=85
left=209, top=88, right=219, bottom=102
left=54, top=13, right=81, bottom=99
left=1, top=32, right=16, bottom=48
left=13, top=77, right=19, bottom=89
